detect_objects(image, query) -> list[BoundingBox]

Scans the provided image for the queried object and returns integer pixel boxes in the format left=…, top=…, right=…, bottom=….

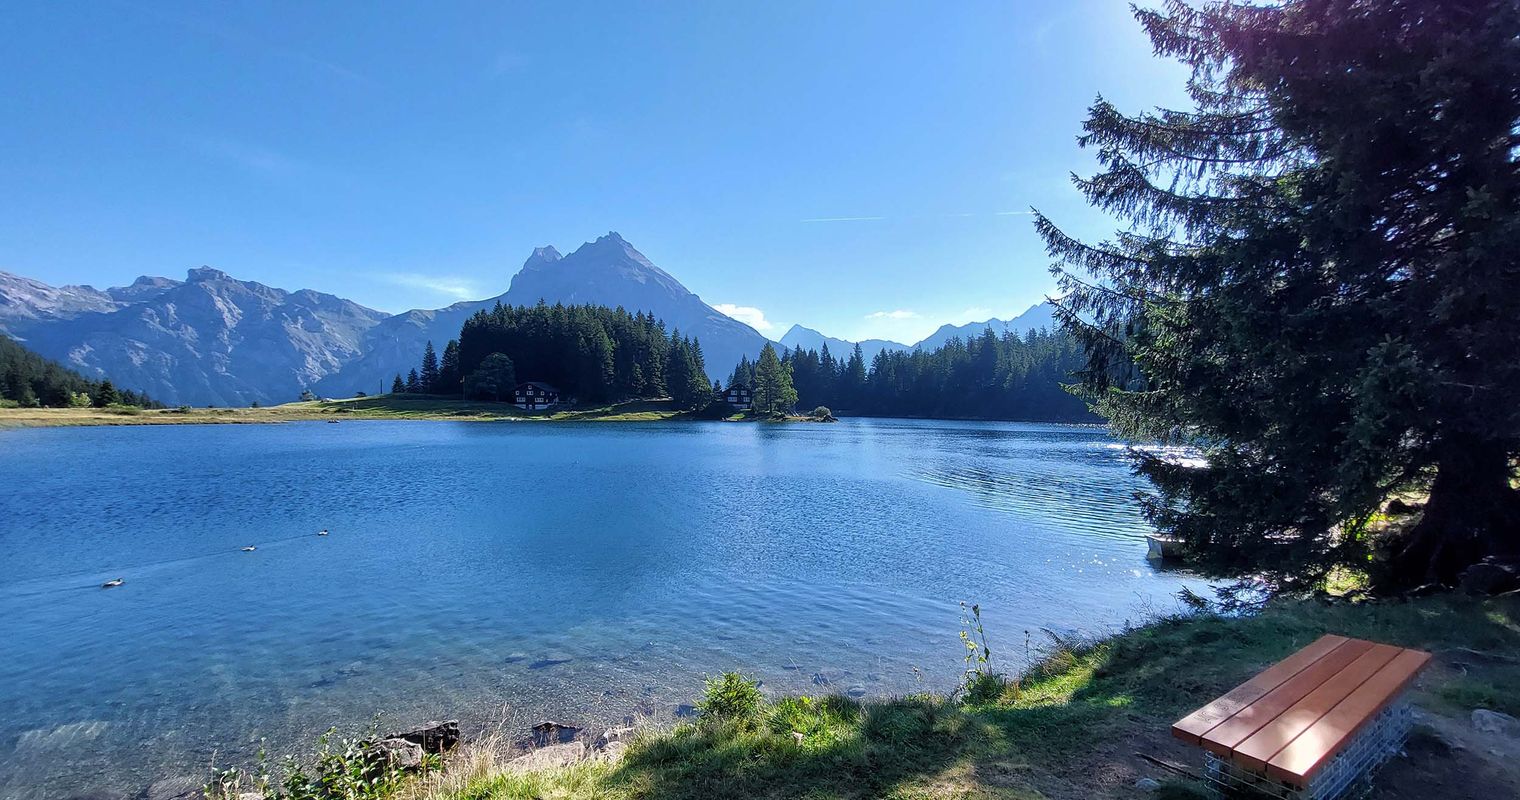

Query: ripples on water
left=0, top=418, right=1205, bottom=798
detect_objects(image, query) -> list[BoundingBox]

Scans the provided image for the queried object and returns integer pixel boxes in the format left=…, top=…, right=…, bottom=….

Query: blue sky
left=0, top=1, right=1187, bottom=345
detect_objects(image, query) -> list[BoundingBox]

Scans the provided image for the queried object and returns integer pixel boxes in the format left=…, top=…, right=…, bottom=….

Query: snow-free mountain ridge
left=1, top=234, right=1061, bottom=406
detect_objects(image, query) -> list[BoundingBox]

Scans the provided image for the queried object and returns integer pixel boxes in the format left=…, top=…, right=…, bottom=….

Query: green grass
left=391, top=594, right=1519, bottom=800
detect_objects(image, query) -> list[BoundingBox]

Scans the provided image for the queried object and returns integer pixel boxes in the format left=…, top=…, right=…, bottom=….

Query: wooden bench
left=1172, top=634, right=1431, bottom=797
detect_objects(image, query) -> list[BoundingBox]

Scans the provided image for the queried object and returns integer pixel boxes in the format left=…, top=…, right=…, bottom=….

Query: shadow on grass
left=599, top=696, right=1013, bottom=800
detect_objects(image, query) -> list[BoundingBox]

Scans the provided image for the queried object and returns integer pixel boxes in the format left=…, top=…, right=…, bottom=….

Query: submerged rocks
left=145, top=776, right=201, bottom=800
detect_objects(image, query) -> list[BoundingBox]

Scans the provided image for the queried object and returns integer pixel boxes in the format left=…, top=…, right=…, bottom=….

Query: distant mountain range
left=778, top=301, right=1059, bottom=363
left=0, top=232, right=1061, bottom=406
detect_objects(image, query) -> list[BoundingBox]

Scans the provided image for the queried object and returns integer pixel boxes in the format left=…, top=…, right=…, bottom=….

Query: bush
left=809, top=406, right=833, bottom=419
left=103, top=404, right=142, bottom=416
left=204, top=727, right=438, bottom=800
left=697, top=672, right=763, bottom=728
left=0, top=398, right=17, bottom=409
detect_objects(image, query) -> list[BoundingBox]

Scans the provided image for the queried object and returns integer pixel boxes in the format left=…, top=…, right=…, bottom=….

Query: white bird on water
left=101, top=578, right=123, bottom=589
left=317, top=529, right=329, bottom=536
left=241, top=545, right=256, bottom=552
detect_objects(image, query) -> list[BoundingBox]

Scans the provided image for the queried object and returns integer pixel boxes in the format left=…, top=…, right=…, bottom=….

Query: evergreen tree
left=419, top=341, right=440, bottom=393
left=752, top=343, right=798, bottom=414
left=1036, top=0, right=1520, bottom=590
left=391, top=374, right=405, bottom=394
left=437, top=340, right=462, bottom=397
left=93, top=380, right=117, bottom=408
left=405, top=369, right=420, bottom=393
left=842, top=344, right=867, bottom=408
left=464, top=352, right=516, bottom=401
left=666, top=333, right=713, bottom=411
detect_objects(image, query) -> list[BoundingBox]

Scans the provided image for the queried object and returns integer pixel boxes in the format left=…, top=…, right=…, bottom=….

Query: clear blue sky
left=0, top=1, right=1186, bottom=344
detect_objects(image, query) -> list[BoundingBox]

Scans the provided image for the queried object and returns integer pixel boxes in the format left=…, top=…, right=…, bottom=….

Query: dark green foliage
left=404, top=369, right=420, bottom=394
left=390, top=374, right=404, bottom=395
left=464, top=353, right=516, bottom=402
left=436, top=339, right=461, bottom=397
left=665, top=332, right=713, bottom=411
left=455, top=303, right=688, bottom=404
left=0, top=335, right=158, bottom=408
left=418, top=341, right=439, bottom=393
left=696, top=672, right=764, bottom=729
left=727, top=355, right=754, bottom=391
left=203, top=727, right=439, bottom=800
left=751, top=343, right=797, bottom=414
left=91, top=380, right=116, bottom=408
left=776, top=329, right=1096, bottom=422
left=1037, top=0, right=1520, bottom=590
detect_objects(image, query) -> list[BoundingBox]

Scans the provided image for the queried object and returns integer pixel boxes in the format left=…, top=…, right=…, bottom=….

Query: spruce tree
left=391, top=374, right=405, bottom=394
left=93, top=380, right=117, bottom=408
left=419, top=341, right=440, bottom=394
left=405, top=369, right=420, bottom=394
left=1036, top=0, right=1520, bottom=590
left=437, top=339, right=462, bottom=396
left=752, top=343, right=798, bottom=415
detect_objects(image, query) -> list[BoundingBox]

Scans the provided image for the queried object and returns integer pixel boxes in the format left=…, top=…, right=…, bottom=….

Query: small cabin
left=513, top=381, right=561, bottom=410
left=716, top=384, right=753, bottom=410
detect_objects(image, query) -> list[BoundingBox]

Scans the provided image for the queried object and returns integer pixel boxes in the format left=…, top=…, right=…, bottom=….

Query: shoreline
left=0, top=396, right=837, bottom=429
left=184, top=594, right=1519, bottom=800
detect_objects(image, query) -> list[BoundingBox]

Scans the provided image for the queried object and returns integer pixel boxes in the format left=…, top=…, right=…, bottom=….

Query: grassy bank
left=0, top=395, right=832, bottom=428
left=210, top=593, right=1520, bottom=800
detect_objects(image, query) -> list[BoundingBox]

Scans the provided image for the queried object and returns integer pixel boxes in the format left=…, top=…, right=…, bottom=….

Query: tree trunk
left=1386, top=438, right=1520, bottom=590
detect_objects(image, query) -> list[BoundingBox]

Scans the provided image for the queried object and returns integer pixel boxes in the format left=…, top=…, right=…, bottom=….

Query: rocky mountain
left=912, top=301, right=1059, bottom=352
left=0, top=272, right=123, bottom=333
left=3, top=267, right=388, bottom=406
left=4, top=236, right=1047, bottom=408
left=778, top=325, right=908, bottom=364
left=314, top=233, right=769, bottom=396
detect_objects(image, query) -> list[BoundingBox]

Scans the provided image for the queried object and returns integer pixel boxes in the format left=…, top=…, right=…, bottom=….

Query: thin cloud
left=865, top=309, right=920, bottom=320
left=378, top=273, right=480, bottom=301
left=713, top=303, right=774, bottom=332
left=800, top=216, right=887, bottom=223
left=994, top=210, right=1037, bottom=216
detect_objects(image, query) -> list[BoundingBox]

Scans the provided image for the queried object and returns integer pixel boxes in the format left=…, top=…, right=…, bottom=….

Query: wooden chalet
left=513, top=381, right=561, bottom=411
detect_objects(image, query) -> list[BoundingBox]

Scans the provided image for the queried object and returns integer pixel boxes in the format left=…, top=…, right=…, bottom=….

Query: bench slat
left=1265, top=648, right=1432, bottom=786
left=1200, top=638, right=1374, bottom=756
left=1230, top=643, right=1403, bottom=773
left=1171, top=634, right=1348, bottom=744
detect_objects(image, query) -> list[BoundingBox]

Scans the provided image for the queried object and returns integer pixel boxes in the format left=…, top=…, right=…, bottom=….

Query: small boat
left=317, top=529, right=329, bottom=536
left=1146, top=535, right=1183, bottom=561
left=241, top=545, right=257, bottom=552
left=101, top=578, right=124, bottom=589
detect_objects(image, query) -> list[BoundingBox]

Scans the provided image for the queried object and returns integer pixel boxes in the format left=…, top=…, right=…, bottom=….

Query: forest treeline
left=0, top=335, right=159, bottom=408
left=393, top=300, right=1094, bottom=422
left=393, top=301, right=716, bottom=409
left=729, top=327, right=1095, bottom=422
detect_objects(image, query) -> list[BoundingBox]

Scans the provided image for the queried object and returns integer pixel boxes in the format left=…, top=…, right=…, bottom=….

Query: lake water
left=0, top=418, right=1201, bottom=798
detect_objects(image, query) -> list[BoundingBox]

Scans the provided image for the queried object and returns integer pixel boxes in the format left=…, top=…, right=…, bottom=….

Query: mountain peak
left=186, top=266, right=231, bottom=283
left=532, top=245, right=562, bottom=261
